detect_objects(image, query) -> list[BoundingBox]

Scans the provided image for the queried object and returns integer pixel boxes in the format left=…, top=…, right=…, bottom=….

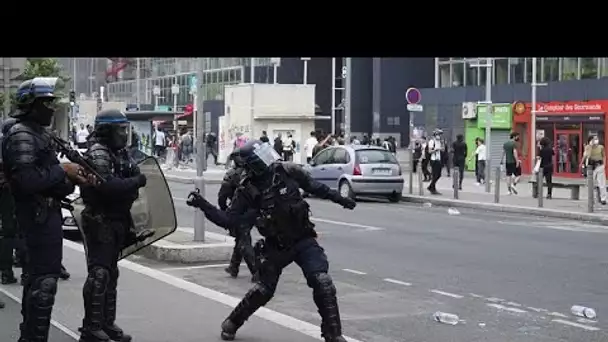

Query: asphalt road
left=158, top=181, right=608, bottom=342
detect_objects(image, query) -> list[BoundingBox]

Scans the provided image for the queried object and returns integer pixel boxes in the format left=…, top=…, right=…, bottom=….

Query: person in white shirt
left=154, top=127, right=166, bottom=158
left=304, top=131, right=318, bottom=163
left=76, top=123, right=89, bottom=149
left=426, top=129, right=443, bottom=195
left=474, top=138, right=487, bottom=184
left=283, top=134, right=295, bottom=161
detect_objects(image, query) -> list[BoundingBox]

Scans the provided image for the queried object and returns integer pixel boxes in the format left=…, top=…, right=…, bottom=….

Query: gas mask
left=30, top=97, right=58, bottom=127
left=110, top=124, right=129, bottom=150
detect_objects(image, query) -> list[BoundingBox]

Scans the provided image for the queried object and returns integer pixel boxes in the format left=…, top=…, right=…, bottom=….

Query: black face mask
left=110, top=124, right=128, bottom=150
left=30, top=98, right=57, bottom=126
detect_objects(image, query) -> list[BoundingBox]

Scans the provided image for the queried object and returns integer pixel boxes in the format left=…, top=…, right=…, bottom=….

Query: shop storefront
left=463, top=103, right=513, bottom=171
left=513, top=100, right=608, bottom=177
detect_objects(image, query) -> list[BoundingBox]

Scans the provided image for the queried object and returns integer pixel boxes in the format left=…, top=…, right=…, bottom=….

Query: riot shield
left=70, top=156, right=177, bottom=260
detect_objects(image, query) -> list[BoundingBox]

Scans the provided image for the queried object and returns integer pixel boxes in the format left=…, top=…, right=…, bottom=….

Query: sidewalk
left=402, top=172, right=608, bottom=222
left=162, top=164, right=225, bottom=184
left=0, top=241, right=347, bottom=342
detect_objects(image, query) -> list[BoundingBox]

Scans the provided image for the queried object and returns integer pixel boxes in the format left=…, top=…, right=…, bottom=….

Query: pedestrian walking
left=537, top=137, right=555, bottom=199
left=501, top=132, right=522, bottom=195
left=451, top=134, right=467, bottom=190
left=582, top=135, right=607, bottom=205
left=427, top=129, right=443, bottom=195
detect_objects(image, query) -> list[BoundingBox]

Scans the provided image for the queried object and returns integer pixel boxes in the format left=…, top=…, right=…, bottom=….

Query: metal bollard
left=494, top=166, right=500, bottom=203
left=587, top=167, right=594, bottom=213
left=408, top=149, right=414, bottom=195
left=418, top=164, right=424, bottom=196
left=453, top=168, right=459, bottom=199
left=536, top=169, right=543, bottom=208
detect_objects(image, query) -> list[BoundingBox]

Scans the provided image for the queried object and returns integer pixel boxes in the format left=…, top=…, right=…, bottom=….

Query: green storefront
left=464, top=103, right=513, bottom=171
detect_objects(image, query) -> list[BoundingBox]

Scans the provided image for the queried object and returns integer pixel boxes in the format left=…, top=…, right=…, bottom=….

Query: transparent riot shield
left=70, top=156, right=177, bottom=260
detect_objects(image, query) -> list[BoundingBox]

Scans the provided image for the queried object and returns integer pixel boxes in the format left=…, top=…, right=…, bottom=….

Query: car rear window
left=356, top=149, right=398, bottom=164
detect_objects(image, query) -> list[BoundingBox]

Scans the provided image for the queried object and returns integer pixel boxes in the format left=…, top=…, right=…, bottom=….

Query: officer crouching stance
left=187, top=141, right=356, bottom=342
left=78, top=109, right=147, bottom=342
left=218, top=154, right=257, bottom=281
left=2, top=78, right=89, bottom=342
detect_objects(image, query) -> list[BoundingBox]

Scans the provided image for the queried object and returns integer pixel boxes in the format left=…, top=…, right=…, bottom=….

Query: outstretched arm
left=283, top=163, right=356, bottom=209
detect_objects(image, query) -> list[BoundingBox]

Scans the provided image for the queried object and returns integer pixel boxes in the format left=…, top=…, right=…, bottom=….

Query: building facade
left=424, top=57, right=608, bottom=178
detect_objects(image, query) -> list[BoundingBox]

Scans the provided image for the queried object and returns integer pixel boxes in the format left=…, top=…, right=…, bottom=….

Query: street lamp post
left=270, top=58, right=281, bottom=84
left=343, top=57, right=352, bottom=141
left=468, top=58, right=493, bottom=193
left=171, top=83, right=180, bottom=131
left=530, top=57, right=547, bottom=163
left=193, top=57, right=206, bottom=242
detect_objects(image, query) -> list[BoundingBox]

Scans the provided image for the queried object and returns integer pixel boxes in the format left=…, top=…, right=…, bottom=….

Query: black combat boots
left=104, top=290, right=132, bottom=342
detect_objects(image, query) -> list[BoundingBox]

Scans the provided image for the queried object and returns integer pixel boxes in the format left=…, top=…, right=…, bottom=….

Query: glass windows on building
left=436, top=57, right=606, bottom=88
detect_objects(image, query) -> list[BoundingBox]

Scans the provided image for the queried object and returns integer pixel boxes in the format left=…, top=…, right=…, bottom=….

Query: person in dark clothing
left=78, top=109, right=148, bottom=342
left=260, top=130, right=269, bottom=143
left=442, top=137, right=451, bottom=177
left=420, top=136, right=431, bottom=181
left=427, top=129, right=444, bottom=195
left=273, top=134, right=283, bottom=155
left=451, top=134, right=467, bottom=190
left=205, top=132, right=218, bottom=165
left=187, top=140, right=355, bottom=342
left=217, top=155, right=257, bottom=281
left=0, top=118, right=19, bottom=286
left=538, top=137, right=555, bottom=199
left=412, top=139, right=422, bottom=173
left=3, top=77, right=89, bottom=342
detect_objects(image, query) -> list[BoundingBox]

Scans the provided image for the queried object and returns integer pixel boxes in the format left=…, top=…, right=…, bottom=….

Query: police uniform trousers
left=80, top=208, right=128, bottom=333
left=227, top=225, right=256, bottom=276
left=16, top=202, right=63, bottom=342
left=227, top=237, right=343, bottom=339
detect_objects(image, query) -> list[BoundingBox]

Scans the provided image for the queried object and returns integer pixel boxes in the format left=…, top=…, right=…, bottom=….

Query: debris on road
left=423, top=202, right=433, bottom=208
left=433, top=311, right=460, bottom=325
left=447, top=208, right=460, bottom=215
left=571, top=305, right=597, bottom=319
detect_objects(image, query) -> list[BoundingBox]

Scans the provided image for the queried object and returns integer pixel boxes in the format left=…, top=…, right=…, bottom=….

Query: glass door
left=554, top=130, right=582, bottom=177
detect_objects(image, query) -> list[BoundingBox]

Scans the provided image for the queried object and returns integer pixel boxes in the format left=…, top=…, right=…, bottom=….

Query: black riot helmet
left=12, top=77, right=63, bottom=126
left=233, top=140, right=282, bottom=176
left=93, top=109, right=129, bottom=150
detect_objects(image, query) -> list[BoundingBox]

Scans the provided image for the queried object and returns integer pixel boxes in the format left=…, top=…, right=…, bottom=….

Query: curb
left=165, top=175, right=223, bottom=185
left=139, top=231, right=234, bottom=263
left=400, top=194, right=608, bottom=225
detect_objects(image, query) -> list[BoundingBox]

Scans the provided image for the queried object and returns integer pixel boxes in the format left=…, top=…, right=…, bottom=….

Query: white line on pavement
left=0, top=287, right=80, bottom=340
left=430, top=289, right=464, bottom=299
left=161, top=263, right=230, bottom=271
left=469, top=293, right=484, bottom=298
left=526, top=306, right=548, bottom=313
left=63, top=240, right=363, bottom=342
left=383, top=278, right=412, bottom=286
left=552, top=319, right=601, bottom=331
left=486, top=303, right=528, bottom=314
left=549, top=312, right=569, bottom=318
left=342, top=269, right=367, bottom=275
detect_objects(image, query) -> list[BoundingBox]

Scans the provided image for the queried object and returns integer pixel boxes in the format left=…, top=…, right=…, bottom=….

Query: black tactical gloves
left=337, top=196, right=356, bottom=210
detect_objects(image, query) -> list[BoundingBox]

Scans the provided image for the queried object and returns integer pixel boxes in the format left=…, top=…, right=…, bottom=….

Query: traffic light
left=69, top=91, right=76, bottom=106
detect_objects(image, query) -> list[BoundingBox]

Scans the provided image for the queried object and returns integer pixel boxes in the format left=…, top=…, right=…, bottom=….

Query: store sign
left=476, top=103, right=512, bottom=129
left=536, top=101, right=605, bottom=114
left=536, top=114, right=605, bottom=123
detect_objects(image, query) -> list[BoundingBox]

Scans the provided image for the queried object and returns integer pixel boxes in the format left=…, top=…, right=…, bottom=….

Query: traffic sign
left=405, top=87, right=422, bottom=104
left=407, top=103, right=423, bottom=112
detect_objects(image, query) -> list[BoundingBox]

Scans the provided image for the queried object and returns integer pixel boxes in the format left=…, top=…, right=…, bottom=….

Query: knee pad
left=310, top=272, right=336, bottom=296
left=30, top=276, right=57, bottom=308
left=84, top=266, right=110, bottom=295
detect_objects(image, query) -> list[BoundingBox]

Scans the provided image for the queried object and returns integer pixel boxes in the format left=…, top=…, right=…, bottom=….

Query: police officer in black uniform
left=187, top=140, right=355, bottom=342
left=78, top=109, right=147, bottom=342
left=0, top=118, right=19, bottom=286
left=2, top=78, right=89, bottom=342
left=218, top=153, right=257, bottom=281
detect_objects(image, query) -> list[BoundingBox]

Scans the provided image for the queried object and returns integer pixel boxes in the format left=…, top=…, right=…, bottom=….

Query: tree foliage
left=0, top=58, right=70, bottom=109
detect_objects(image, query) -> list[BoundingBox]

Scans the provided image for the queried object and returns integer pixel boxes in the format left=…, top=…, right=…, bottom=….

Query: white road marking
left=552, top=319, right=601, bottom=331
left=161, top=263, right=230, bottom=271
left=469, top=293, right=484, bottom=298
left=0, top=287, right=80, bottom=340
left=527, top=306, right=548, bottom=313
left=505, top=301, right=522, bottom=307
left=383, top=278, right=412, bottom=286
left=63, top=240, right=363, bottom=342
left=342, top=268, right=367, bottom=275
left=577, top=318, right=598, bottom=324
left=549, top=312, right=569, bottom=318
left=485, top=297, right=505, bottom=303
left=487, top=303, right=528, bottom=314
left=430, top=290, right=464, bottom=299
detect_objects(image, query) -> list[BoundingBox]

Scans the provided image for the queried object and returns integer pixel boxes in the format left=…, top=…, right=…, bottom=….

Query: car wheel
left=387, top=192, right=401, bottom=203
left=339, top=180, right=355, bottom=200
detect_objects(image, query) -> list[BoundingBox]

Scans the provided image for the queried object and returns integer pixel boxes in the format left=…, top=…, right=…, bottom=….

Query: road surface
left=159, top=181, right=608, bottom=342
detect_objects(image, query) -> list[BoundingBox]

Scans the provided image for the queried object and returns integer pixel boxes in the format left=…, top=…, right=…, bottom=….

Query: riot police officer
left=78, top=109, right=147, bottom=342
left=0, top=118, right=18, bottom=285
left=218, top=153, right=257, bottom=281
left=187, top=140, right=355, bottom=342
left=2, top=78, right=89, bottom=342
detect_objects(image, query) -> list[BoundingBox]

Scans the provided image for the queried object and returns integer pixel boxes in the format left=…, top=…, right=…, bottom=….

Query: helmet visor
left=248, top=142, right=282, bottom=174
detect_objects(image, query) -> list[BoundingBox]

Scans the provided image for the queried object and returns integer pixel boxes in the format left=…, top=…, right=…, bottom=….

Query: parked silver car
left=304, top=145, right=404, bottom=202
